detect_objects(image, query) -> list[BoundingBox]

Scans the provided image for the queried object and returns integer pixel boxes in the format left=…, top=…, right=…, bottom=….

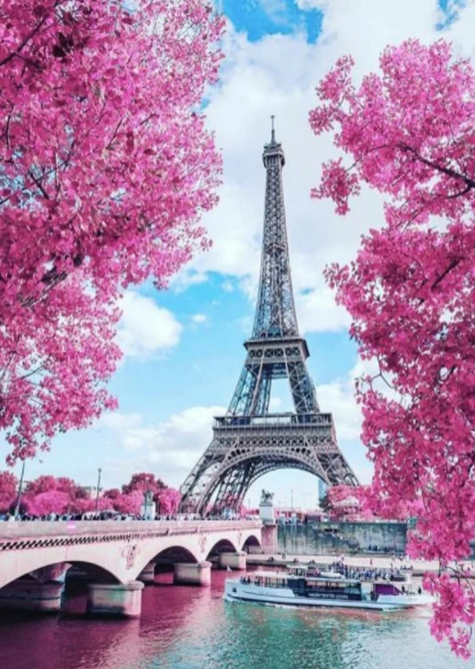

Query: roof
left=250, top=571, right=361, bottom=584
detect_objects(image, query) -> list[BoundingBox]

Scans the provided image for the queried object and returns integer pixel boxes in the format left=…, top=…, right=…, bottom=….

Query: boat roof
left=306, top=576, right=361, bottom=584
left=253, top=571, right=361, bottom=584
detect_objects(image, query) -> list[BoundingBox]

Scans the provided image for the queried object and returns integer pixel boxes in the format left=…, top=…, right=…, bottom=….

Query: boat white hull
left=223, top=580, right=434, bottom=611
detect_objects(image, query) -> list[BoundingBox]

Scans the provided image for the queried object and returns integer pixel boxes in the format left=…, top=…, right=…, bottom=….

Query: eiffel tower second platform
left=180, top=122, right=358, bottom=515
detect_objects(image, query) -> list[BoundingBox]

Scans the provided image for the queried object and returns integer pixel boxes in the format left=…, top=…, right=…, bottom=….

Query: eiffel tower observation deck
left=180, top=119, right=358, bottom=515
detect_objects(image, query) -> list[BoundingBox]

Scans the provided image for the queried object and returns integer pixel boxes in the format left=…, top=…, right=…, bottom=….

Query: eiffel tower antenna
left=180, top=128, right=358, bottom=514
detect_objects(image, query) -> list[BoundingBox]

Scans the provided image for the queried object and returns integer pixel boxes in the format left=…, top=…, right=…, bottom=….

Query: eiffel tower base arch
left=180, top=419, right=358, bottom=515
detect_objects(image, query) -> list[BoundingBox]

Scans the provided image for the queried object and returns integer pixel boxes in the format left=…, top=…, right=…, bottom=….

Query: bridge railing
left=0, top=519, right=263, bottom=541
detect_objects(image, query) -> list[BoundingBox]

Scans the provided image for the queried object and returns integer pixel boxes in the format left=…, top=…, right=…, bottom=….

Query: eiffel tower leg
left=214, top=460, right=256, bottom=512
left=254, top=368, right=272, bottom=415
left=319, top=452, right=358, bottom=486
left=287, top=358, right=319, bottom=414
left=212, top=469, right=238, bottom=512
left=228, top=367, right=258, bottom=416
left=179, top=440, right=223, bottom=513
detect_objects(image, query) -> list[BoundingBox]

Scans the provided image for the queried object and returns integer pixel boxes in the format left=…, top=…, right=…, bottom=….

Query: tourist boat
left=223, top=566, right=434, bottom=611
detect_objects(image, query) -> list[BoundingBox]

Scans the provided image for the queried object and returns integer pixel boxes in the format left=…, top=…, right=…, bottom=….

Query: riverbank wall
left=277, top=522, right=407, bottom=555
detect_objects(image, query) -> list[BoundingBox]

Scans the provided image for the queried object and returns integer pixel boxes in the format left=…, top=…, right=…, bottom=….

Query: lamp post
left=14, top=460, right=26, bottom=519
left=291, top=489, right=294, bottom=513
left=95, top=468, right=102, bottom=512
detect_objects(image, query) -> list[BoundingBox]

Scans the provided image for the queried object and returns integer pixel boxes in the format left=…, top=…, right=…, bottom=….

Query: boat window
left=254, top=575, right=287, bottom=588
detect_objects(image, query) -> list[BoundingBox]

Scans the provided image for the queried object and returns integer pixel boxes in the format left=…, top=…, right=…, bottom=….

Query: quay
left=246, top=553, right=475, bottom=578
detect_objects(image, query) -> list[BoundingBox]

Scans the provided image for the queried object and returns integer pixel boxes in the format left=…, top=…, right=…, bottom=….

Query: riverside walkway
left=247, top=552, right=475, bottom=578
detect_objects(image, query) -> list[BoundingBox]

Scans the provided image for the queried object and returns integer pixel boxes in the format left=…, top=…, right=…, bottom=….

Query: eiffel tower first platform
left=180, top=121, right=358, bottom=515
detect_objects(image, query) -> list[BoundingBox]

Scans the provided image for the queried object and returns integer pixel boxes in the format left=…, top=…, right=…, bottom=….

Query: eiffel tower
left=180, top=119, right=358, bottom=514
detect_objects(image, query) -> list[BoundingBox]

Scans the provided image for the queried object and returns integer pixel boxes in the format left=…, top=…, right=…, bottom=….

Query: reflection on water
left=0, top=570, right=471, bottom=669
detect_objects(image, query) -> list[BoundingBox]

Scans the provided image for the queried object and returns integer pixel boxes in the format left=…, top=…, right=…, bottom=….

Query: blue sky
left=222, top=0, right=323, bottom=43
left=3, top=0, right=475, bottom=508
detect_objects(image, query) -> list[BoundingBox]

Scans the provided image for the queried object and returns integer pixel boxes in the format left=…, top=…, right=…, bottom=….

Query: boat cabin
left=246, top=569, right=408, bottom=602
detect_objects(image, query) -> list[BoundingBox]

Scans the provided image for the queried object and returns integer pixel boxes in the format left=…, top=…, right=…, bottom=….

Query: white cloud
left=316, top=353, right=398, bottom=443
left=316, top=363, right=362, bottom=442
left=116, top=291, right=182, bottom=359
left=297, top=286, right=351, bottom=334
left=170, top=268, right=209, bottom=293
left=101, top=405, right=226, bottom=486
left=443, top=1, right=475, bottom=59
left=191, top=313, right=208, bottom=325
left=259, top=0, right=289, bottom=23
left=100, top=412, right=142, bottom=431
left=221, top=279, right=235, bottom=293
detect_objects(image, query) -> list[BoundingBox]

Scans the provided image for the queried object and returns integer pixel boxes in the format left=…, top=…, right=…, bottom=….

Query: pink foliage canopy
left=157, top=487, right=181, bottom=515
left=113, top=490, right=144, bottom=516
left=28, top=490, right=70, bottom=516
left=122, top=473, right=165, bottom=499
left=326, top=485, right=370, bottom=521
left=0, top=470, right=18, bottom=512
left=24, top=474, right=88, bottom=514
left=25, top=475, right=85, bottom=499
left=0, top=0, right=224, bottom=464
left=310, top=39, right=475, bottom=656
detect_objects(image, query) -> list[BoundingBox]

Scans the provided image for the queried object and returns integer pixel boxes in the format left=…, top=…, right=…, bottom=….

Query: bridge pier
left=261, top=523, right=278, bottom=554
left=173, top=561, right=211, bottom=586
left=138, top=562, right=156, bottom=584
left=0, top=578, right=63, bottom=613
left=218, top=551, right=247, bottom=570
left=87, top=581, right=143, bottom=618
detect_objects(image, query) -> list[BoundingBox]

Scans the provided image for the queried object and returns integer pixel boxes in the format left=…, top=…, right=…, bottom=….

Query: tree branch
left=397, top=142, right=475, bottom=191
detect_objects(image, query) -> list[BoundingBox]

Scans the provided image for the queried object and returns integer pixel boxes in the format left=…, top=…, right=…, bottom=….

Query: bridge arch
left=0, top=557, right=122, bottom=590
left=206, top=538, right=238, bottom=560
left=242, top=534, right=261, bottom=552
left=131, top=536, right=202, bottom=580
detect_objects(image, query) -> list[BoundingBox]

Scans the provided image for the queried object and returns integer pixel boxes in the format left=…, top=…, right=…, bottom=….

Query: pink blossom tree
left=28, top=491, right=70, bottom=516
left=122, top=473, right=165, bottom=501
left=0, top=0, right=224, bottom=464
left=157, top=487, right=181, bottom=515
left=25, top=475, right=83, bottom=499
left=113, top=490, right=144, bottom=516
left=310, top=39, right=475, bottom=657
left=103, top=488, right=121, bottom=501
left=24, top=474, right=89, bottom=514
left=0, top=471, right=18, bottom=512
left=70, top=497, right=95, bottom=515
left=325, top=485, right=371, bottom=521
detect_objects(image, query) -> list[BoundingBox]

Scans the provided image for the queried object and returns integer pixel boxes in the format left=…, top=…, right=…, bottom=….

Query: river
left=0, top=569, right=471, bottom=669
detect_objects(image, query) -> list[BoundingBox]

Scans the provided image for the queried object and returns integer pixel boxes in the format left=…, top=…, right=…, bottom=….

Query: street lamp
left=291, top=489, right=294, bottom=513
left=14, top=460, right=26, bottom=520
left=95, top=468, right=102, bottom=512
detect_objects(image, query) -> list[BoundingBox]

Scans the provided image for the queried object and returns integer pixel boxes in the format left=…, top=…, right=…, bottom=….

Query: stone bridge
left=0, top=520, right=268, bottom=617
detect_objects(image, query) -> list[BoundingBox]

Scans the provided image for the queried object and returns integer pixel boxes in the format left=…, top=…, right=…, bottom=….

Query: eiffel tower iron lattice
left=180, top=121, right=358, bottom=515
